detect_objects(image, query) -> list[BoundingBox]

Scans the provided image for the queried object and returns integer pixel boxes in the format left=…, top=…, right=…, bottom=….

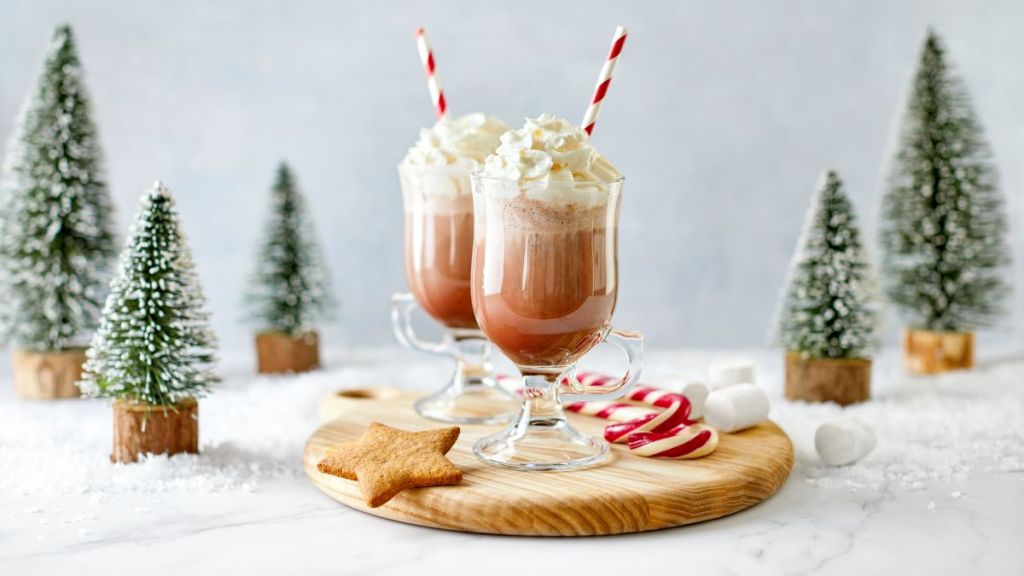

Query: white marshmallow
left=815, top=418, right=876, bottom=466
left=680, top=381, right=709, bottom=419
left=708, top=360, right=756, bottom=390
left=704, top=383, right=770, bottom=433
left=649, top=377, right=710, bottom=419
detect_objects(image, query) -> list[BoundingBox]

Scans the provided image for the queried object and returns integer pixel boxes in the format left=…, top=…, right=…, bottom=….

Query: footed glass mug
left=392, top=163, right=517, bottom=424
left=470, top=173, right=644, bottom=471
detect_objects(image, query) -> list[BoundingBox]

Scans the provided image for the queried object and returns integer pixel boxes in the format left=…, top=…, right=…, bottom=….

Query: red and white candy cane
left=564, top=373, right=718, bottom=459
left=566, top=372, right=692, bottom=413
left=415, top=28, right=448, bottom=120
left=628, top=424, right=718, bottom=459
left=581, top=25, right=628, bottom=136
left=603, top=400, right=690, bottom=443
left=564, top=398, right=656, bottom=423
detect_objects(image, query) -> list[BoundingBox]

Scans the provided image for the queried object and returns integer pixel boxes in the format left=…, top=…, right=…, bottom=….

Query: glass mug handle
left=559, top=328, right=645, bottom=403
left=390, top=292, right=454, bottom=356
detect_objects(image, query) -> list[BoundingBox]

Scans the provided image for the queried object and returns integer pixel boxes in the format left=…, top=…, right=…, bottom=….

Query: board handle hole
left=336, top=388, right=398, bottom=400
left=337, top=389, right=375, bottom=399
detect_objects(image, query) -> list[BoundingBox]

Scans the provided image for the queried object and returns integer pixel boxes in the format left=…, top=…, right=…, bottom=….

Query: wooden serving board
left=304, top=387, right=793, bottom=536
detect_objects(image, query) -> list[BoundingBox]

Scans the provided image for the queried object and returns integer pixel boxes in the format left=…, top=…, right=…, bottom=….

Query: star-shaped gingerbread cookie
left=317, top=422, right=462, bottom=507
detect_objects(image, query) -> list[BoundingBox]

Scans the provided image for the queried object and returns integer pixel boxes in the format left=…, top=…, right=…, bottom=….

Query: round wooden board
left=304, top=387, right=794, bottom=536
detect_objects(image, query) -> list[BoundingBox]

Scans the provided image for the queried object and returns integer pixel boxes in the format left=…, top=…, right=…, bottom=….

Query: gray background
left=1, top=0, right=1021, bottom=355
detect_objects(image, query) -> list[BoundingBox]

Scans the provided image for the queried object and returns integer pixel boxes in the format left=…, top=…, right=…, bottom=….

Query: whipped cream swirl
left=402, top=113, right=508, bottom=169
left=480, top=114, right=621, bottom=183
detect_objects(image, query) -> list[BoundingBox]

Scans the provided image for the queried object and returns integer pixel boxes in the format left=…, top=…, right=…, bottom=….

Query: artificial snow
left=0, top=358, right=356, bottom=495
left=0, top=348, right=1021, bottom=497
left=772, top=356, right=1024, bottom=490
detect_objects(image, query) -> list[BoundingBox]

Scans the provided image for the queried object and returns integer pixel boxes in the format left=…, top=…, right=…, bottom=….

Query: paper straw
left=581, top=26, right=628, bottom=136
left=415, top=28, right=448, bottom=120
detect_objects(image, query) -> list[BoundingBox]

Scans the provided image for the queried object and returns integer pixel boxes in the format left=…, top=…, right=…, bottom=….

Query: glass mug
left=469, top=173, right=644, bottom=471
left=391, top=163, right=517, bottom=425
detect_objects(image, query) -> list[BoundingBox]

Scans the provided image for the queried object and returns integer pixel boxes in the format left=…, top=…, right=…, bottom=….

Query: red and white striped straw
left=581, top=25, right=628, bottom=136
left=415, top=28, right=448, bottom=120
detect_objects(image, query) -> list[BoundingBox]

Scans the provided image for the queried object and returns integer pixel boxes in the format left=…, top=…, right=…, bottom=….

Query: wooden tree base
left=112, top=398, right=199, bottom=463
left=785, top=353, right=871, bottom=406
left=255, top=331, right=320, bottom=374
left=12, top=348, right=86, bottom=400
left=903, top=329, right=974, bottom=374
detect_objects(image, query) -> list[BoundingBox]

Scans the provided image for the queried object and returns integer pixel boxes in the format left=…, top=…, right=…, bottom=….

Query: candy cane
left=628, top=424, right=719, bottom=459
left=567, top=372, right=692, bottom=413
left=517, top=373, right=668, bottom=422
left=564, top=373, right=718, bottom=459
left=603, top=400, right=690, bottom=443
left=564, top=399, right=657, bottom=422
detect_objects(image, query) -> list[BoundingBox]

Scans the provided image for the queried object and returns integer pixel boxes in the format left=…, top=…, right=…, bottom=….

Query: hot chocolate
left=398, top=113, right=508, bottom=329
left=393, top=113, right=516, bottom=426
left=472, top=196, right=617, bottom=367
left=471, top=114, right=624, bottom=368
left=469, top=113, right=643, bottom=472
left=404, top=193, right=477, bottom=329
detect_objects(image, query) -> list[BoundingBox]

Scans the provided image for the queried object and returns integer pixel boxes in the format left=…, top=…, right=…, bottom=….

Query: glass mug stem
left=390, top=292, right=516, bottom=425
left=473, top=327, right=644, bottom=471
left=449, top=329, right=494, bottom=382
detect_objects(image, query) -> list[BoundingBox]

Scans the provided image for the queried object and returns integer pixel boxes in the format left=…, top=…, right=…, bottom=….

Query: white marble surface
left=1, top=347, right=1022, bottom=576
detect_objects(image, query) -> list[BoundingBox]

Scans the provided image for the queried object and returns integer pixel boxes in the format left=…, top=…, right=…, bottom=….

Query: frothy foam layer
left=475, top=176, right=618, bottom=210
left=402, top=113, right=508, bottom=170
left=497, top=195, right=612, bottom=232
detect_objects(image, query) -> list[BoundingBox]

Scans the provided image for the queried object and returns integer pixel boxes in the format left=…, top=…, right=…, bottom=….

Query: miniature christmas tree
left=879, top=30, right=1009, bottom=373
left=81, top=182, right=217, bottom=407
left=777, top=170, right=878, bottom=405
left=0, top=24, right=118, bottom=398
left=245, top=162, right=333, bottom=373
left=779, top=170, right=879, bottom=359
left=880, top=31, right=1009, bottom=330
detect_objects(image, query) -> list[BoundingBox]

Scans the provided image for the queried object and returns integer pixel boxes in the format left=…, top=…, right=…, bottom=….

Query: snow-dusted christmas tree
left=81, top=182, right=217, bottom=407
left=778, top=170, right=878, bottom=405
left=880, top=30, right=1009, bottom=333
left=778, top=170, right=879, bottom=359
left=245, top=163, right=333, bottom=373
left=0, top=24, right=117, bottom=354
